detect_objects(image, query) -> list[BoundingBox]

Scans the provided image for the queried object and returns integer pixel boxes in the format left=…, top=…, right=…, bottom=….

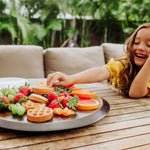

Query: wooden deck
left=0, top=79, right=150, bottom=150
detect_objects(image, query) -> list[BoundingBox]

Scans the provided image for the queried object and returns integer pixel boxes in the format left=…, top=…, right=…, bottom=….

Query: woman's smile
left=133, top=52, right=147, bottom=66
left=132, top=28, right=150, bottom=66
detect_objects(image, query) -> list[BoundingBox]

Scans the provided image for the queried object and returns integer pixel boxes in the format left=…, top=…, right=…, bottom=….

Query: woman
left=47, top=23, right=150, bottom=98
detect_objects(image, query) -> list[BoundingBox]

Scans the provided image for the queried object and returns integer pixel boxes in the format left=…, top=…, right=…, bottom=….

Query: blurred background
left=0, top=0, right=150, bottom=48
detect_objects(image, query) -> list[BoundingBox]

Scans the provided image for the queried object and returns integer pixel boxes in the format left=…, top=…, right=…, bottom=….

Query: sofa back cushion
left=101, top=43, right=125, bottom=63
left=0, top=45, right=44, bottom=78
left=44, top=46, right=105, bottom=77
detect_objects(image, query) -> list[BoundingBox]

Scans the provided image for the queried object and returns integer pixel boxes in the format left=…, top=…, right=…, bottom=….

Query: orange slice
left=77, top=99, right=99, bottom=110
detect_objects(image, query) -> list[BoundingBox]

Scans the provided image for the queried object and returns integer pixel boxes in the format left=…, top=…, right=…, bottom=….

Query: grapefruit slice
left=77, top=99, right=99, bottom=110
left=71, top=91, right=95, bottom=99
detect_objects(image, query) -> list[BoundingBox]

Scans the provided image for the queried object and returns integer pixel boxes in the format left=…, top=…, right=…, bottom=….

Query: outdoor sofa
left=0, top=43, right=125, bottom=82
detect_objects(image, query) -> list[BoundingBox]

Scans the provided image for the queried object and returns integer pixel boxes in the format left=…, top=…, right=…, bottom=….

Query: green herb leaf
left=18, top=96, right=27, bottom=104
left=66, top=95, right=79, bottom=110
left=57, top=97, right=64, bottom=108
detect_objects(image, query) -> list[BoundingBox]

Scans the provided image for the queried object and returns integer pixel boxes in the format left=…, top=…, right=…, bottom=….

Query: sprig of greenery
left=67, top=95, right=79, bottom=110
left=54, top=86, right=72, bottom=96
left=57, top=97, right=64, bottom=108
left=18, top=82, right=30, bottom=91
left=18, top=96, right=28, bottom=104
left=0, top=99, right=9, bottom=111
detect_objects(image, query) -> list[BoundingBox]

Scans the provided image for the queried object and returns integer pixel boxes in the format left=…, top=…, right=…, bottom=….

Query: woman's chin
left=134, top=57, right=146, bottom=67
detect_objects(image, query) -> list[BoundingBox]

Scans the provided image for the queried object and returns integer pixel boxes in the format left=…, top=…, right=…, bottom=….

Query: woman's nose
left=137, top=42, right=145, bottom=51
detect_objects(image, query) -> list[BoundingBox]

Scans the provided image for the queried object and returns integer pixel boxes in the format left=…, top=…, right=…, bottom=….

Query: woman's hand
left=47, top=72, right=74, bottom=87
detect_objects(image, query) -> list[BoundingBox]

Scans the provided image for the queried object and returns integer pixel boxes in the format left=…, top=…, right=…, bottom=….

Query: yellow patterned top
left=105, top=58, right=150, bottom=96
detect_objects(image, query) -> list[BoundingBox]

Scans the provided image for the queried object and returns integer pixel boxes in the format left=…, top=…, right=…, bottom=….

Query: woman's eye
left=147, top=42, right=150, bottom=47
left=134, top=42, right=139, bottom=45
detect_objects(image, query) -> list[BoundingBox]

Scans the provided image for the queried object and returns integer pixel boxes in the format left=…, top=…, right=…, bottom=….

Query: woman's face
left=132, top=27, right=150, bottom=67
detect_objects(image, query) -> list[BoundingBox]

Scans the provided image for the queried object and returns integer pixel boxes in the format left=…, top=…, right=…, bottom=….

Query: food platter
left=0, top=97, right=110, bottom=132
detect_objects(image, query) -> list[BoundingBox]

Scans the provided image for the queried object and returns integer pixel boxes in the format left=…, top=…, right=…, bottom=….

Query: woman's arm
left=129, top=57, right=150, bottom=98
left=47, top=66, right=110, bottom=87
left=70, top=67, right=110, bottom=84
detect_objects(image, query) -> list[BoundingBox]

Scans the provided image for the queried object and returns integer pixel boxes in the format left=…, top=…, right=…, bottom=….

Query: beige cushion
left=101, top=43, right=125, bottom=63
left=44, top=46, right=105, bottom=77
left=0, top=45, right=44, bottom=78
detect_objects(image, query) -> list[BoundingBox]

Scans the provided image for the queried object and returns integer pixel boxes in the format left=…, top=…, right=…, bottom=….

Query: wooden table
left=1, top=78, right=150, bottom=150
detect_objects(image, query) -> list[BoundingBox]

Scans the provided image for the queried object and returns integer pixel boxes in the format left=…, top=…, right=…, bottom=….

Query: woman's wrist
left=70, top=74, right=81, bottom=84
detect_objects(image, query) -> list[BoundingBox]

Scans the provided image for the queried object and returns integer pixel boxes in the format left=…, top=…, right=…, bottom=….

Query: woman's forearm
left=129, top=58, right=150, bottom=98
left=70, top=67, right=110, bottom=84
left=47, top=66, right=110, bottom=87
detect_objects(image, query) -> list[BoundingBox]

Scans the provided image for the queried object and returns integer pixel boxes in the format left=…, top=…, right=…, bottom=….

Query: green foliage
left=0, top=0, right=6, bottom=13
left=0, top=0, right=150, bottom=47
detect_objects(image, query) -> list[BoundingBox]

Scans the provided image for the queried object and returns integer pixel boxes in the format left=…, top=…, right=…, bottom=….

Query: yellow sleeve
left=105, top=58, right=125, bottom=87
left=147, top=80, right=150, bottom=97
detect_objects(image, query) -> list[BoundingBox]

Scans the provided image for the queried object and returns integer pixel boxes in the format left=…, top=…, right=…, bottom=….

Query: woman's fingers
left=47, top=72, right=66, bottom=87
left=47, top=72, right=58, bottom=87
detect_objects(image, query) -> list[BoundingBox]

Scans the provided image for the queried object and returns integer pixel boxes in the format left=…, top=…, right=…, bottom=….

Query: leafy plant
left=0, top=0, right=150, bottom=47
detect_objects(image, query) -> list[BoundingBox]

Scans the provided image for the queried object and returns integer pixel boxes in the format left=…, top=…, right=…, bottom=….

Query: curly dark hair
left=117, top=23, right=150, bottom=96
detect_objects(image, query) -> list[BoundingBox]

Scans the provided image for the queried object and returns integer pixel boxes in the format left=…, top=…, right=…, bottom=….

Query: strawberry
left=1, top=97, right=11, bottom=104
left=58, top=93, right=66, bottom=97
left=62, top=96, right=73, bottom=108
left=19, top=86, right=31, bottom=96
left=58, top=91, right=71, bottom=97
left=48, top=92, right=58, bottom=103
left=62, top=91, right=71, bottom=96
left=48, top=99, right=61, bottom=109
left=61, top=95, right=79, bottom=110
left=14, top=93, right=27, bottom=103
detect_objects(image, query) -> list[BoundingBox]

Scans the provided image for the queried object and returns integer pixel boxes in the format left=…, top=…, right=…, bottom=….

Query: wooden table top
left=1, top=78, right=150, bottom=150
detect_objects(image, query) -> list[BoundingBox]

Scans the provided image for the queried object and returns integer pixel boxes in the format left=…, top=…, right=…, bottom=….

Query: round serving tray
left=0, top=97, right=110, bottom=132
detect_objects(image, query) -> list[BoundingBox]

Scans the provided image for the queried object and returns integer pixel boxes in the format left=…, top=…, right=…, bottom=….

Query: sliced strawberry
left=48, top=92, right=58, bottom=103
left=14, top=93, right=27, bottom=103
left=19, top=86, right=31, bottom=96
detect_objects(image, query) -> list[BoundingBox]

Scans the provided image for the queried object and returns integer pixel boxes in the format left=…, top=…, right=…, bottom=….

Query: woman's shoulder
left=106, top=55, right=127, bottom=68
left=105, top=55, right=127, bottom=76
